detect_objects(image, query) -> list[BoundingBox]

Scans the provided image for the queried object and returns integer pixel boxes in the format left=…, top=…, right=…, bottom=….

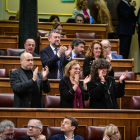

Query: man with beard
left=116, top=0, right=136, bottom=59
left=0, top=120, right=15, bottom=140
left=18, top=119, right=46, bottom=140
left=10, top=52, right=50, bottom=108
left=70, top=38, right=86, bottom=58
left=40, top=29, right=72, bottom=79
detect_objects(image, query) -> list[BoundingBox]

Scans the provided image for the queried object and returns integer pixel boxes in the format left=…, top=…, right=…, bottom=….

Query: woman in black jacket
left=59, top=60, right=91, bottom=108
left=88, top=58, right=128, bottom=109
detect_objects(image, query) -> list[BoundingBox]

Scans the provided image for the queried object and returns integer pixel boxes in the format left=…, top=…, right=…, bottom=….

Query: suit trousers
left=119, top=34, right=132, bottom=59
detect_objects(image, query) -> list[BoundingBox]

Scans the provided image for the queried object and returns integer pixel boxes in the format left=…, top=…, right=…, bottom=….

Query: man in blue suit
left=70, top=38, right=86, bottom=58
left=49, top=116, right=84, bottom=140
left=116, top=0, right=136, bottom=59
left=101, top=40, right=123, bottom=59
left=40, top=30, right=72, bottom=79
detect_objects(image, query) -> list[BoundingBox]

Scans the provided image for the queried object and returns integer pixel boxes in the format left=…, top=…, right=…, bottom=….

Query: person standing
left=116, top=0, right=136, bottom=59
left=137, top=7, right=140, bottom=49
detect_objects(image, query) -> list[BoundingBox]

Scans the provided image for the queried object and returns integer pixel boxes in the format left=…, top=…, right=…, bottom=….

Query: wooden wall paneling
left=132, top=120, right=140, bottom=139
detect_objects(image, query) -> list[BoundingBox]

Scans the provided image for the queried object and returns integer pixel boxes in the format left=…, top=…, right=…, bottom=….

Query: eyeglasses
left=104, top=46, right=109, bottom=49
left=61, top=121, right=69, bottom=125
left=94, top=47, right=102, bottom=50
left=112, top=131, right=119, bottom=135
left=26, top=44, right=35, bottom=47
left=4, top=133, right=15, bottom=137
left=72, top=67, right=82, bottom=71
left=27, top=125, right=41, bottom=129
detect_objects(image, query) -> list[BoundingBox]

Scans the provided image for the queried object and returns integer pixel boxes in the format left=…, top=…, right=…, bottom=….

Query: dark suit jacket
left=10, top=67, right=50, bottom=107
left=112, top=53, right=123, bottom=59
left=59, top=77, right=89, bottom=108
left=49, top=133, right=84, bottom=140
left=137, top=8, right=140, bottom=34
left=13, top=51, right=39, bottom=57
left=18, top=135, right=31, bottom=140
left=116, top=1, right=136, bottom=35
left=40, top=45, right=71, bottom=79
left=70, top=52, right=85, bottom=58
left=0, top=50, right=5, bottom=55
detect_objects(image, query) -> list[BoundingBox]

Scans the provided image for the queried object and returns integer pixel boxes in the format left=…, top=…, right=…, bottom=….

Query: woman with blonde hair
left=83, top=40, right=114, bottom=77
left=72, top=0, right=91, bottom=23
left=94, top=0, right=115, bottom=39
left=103, top=124, right=121, bottom=140
left=59, top=60, right=91, bottom=108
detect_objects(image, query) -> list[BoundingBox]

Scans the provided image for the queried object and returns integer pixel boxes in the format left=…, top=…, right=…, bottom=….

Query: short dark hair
left=90, top=58, right=110, bottom=81
left=71, top=38, right=86, bottom=49
left=48, top=29, right=61, bottom=38
left=76, top=14, right=85, bottom=21
left=65, top=116, right=78, bottom=132
left=48, top=15, right=60, bottom=22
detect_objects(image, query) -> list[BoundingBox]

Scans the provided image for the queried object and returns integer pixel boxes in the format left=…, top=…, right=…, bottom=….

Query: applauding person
left=59, top=60, right=91, bottom=108
left=88, top=58, right=127, bottom=109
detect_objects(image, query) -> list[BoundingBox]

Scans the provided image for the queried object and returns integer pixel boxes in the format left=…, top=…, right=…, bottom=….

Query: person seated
left=18, top=119, right=46, bottom=140
left=75, top=14, right=85, bottom=24
left=45, top=22, right=67, bottom=38
left=83, top=40, right=114, bottom=77
left=13, top=39, right=39, bottom=57
left=0, top=120, right=15, bottom=140
left=101, top=40, right=123, bottom=59
left=88, top=58, right=128, bottom=109
left=0, top=50, right=5, bottom=55
left=59, top=60, right=91, bottom=108
left=103, top=124, right=121, bottom=140
left=48, top=15, right=60, bottom=22
left=70, top=38, right=85, bottom=58
left=49, top=116, right=84, bottom=140
left=72, top=0, right=91, bottom=23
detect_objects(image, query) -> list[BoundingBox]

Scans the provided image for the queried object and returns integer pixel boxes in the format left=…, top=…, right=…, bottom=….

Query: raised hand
left=42, top=66, right=49, bottom=81
left=83, top=75, right=91, bottom=86
left=106, top=55, right=111, bottom=63
left=74, top=73, right=79, bottom=86
left=119, top=70, right=128, bottom=83
left=32, top=67, right=38, bottom=82
left=103, top=135, right=110, bottom=140
left=38, top=134, right=46, bottom=140
left=65, top=45, right=72, bottom=58
left=99, top=70, right=105, bottom=81
left=58, top=45, right=67, bottom=56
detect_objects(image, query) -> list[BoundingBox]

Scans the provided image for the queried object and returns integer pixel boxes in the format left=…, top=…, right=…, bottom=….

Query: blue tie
left=138, top=13, right=140, bottom=24
left=54, top=48, right=63, bottom=79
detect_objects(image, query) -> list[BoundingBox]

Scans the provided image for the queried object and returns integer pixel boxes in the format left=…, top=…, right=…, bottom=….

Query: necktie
left=74, top=55, right=77, bottom=58
left=138, top=13, right=140, bottom=24
left=54, top=48, right=63, bottom=79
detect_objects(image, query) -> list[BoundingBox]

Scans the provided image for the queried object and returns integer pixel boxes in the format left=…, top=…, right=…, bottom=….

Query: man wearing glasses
left=0, top=120, right=15, bottom=140
left=19, top=119, right=45, bottom=140
left=49, top=116, right=84, bottom=140
left=13, top=39, right=39, bottom=57
left=101, top=40, right=123, bottom=59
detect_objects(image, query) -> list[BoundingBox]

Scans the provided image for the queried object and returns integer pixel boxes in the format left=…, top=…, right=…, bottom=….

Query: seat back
left=9, top=16, right=16, bottom=20
left=39, top=18, right=49, bottom=22
left=14, top=128, right=28, bottom=139
left=7, top=48, right=25, bottom=56
left=75, top=33, right=96, bottom=39
left=0, top=69, right=8, bottom=78
left=114, top=71, right=136, bottom=80
left=85, top=126, right=105, bottom=140
left=0, top=94, right=14, bottom=107
left=46, top=126, right=61, bottom=140
left=130, top=96, right=140, bottom=109
left=44, top=95, right=60, bottom=108
left=38, top=30, right=50, bottom=37
left=0, top=50, right=5, bottom=55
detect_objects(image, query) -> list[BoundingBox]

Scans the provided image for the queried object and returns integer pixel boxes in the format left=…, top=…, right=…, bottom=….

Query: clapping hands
left=119, top=70, right=128, bottom=83
left=42, top=66, right=49, bottom=81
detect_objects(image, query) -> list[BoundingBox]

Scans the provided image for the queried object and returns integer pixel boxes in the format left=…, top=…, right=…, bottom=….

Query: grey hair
left=0, top=120, right=15, bottom=133
left=101, top=39, right=111, bottom=47
left=28, top=119, right=43, bottom=129
left=24, top=38, right=36, bottom=46
left=48, top=29, right=61, bottom=38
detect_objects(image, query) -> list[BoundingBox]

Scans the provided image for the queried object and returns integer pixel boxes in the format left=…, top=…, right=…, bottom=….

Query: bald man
left=10, top=52, right=50, bottom=108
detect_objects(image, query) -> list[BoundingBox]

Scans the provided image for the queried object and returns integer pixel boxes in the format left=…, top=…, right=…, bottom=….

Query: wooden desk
left=40, top=38, right=120, bottom=55
left=0, top=20, right=108, bottom=39
left=0, top=108, right=140, bottom=140
left=0, top=78, right=139, bottom=109
left=0, top=36, right=19, bottom=53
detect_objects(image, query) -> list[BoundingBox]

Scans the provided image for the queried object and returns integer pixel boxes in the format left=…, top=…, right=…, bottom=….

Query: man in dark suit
left=101, top=39, right=123, bottom=59
left=40, top=29, right=72, bottom=79
left=49, top=116, right=84, bottom=140
left=0, top=120, right=15, bottom=140
left=70, top=38, right=85, bottom=58
left=18, top=119, right=46, bottom=140
left=13, top=39, right=39, bottom=57
left=116, top=0, right=136, bottom=59
left=10, top=52, right=50, bottom=108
